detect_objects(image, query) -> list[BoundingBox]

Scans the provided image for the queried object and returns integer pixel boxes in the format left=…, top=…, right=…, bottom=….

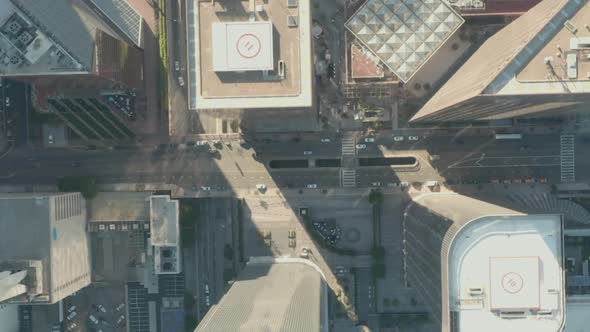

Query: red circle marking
left=502, top=272, right=524, bottom=294
left=236, top=33, right=262, bottom=59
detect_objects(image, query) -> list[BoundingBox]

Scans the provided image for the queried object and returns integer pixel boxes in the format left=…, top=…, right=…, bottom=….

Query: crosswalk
left=560, top=134, right=575, bottom=183
left=342, top=136, right=356, bottom=156
left=341, top=135, right=357, bottom=187
left=341, top=168, right=356, bottom=188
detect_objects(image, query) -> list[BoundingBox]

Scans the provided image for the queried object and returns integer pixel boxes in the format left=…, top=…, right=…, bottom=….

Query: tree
left=224, top=244, right=234, bottom=260
left=180, top=203, right=196, bottom=225
left=368, top=190, right=384, bottom=205
left=372, top=245, right=385, bottom=260
left=57, top=176, right=97, bottom=199
left=373, top=263, right=386, bottom=279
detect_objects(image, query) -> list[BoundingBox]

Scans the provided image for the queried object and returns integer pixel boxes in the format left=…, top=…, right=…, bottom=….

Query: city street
left=0, top=132, right=580, bottom=190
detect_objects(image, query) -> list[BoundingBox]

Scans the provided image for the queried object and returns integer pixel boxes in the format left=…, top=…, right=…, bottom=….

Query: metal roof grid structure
left=86, top=0, right=143, bottom=46
left=345, top=0, right=464, bottom=82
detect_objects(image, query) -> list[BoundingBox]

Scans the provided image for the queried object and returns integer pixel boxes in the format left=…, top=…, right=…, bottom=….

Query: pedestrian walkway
left=560, top=134, right=575, bottom=183
left=341, top=135, right=356, bottom=156
left=341, top=134, right=357, bottom=187
left=341, top=168, right=356, bottom=188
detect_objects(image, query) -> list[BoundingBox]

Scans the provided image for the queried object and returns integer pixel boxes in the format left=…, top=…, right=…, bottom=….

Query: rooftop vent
left=565, top=20, right=578, bottom=34
left=287, top=15, right=298, bottom=28
left=288, top=0, right=298, bottom=7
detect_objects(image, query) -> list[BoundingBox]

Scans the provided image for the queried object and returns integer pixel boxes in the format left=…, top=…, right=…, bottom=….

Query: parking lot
left=62, top=284, right=127, bottom=332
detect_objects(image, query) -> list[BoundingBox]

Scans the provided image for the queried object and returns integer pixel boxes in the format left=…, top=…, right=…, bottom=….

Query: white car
left=320, top=138, right=331, bottom=143
left=48, top=134, right=54, bottom=144
left=371, top=182, right=382, bottom=187
left=256, top=184, right=267, bottom=190
left=356, top=144, right=366, bottom=149
left=174, top=61, right=180, bottom=71
left=5, top=97, right=9, bottom=107
left=116, top=303, right=125, bottom=312
left=195, top=140, right=208, bottom=146
left=67, top=305, right=76, bottom=313
left=408, top=136, right=419, bottom=141
left=303, top=151, right=313, bottom=155
left=200, top=186, right=211, bottom=191
left=66, top=311, right=77, bottom=321
left=116, top=315, right=125, bottom=325
left=178, top=76, right=185, bottom=86
left=307, top=184, right=317, bottom=189
left=89, top=314, right=99, bottom=324
left=393, top=136, right=404, bottom=142
left=364, top=137, right=375, bottom=143
left=67, top=322, right=77, bottom=332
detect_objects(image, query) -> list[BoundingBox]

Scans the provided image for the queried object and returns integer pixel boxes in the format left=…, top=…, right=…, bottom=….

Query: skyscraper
left=403, top=193, right=565, bottom=332
left=195, top=257, right=329, bottom=332
left=411, top=0, right=590, bottom=123
left=0, top=193, right=91, bottom=305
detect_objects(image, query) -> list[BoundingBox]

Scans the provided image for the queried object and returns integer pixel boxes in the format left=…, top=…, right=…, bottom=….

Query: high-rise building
left=195, top=257, right=329, bottom=332
left=0, top=0, right=144, bottom=89
left=187, top=0, right=313, bottom=110
left=403, top=193, right=565, bottom=332
left=411, top=0, right=590, bottom=123
left=0, top=193, right=91, bottom=305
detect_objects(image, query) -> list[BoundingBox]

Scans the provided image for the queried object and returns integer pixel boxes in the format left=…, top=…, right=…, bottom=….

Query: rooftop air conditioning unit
left=288, top=0, right=298, bottom=7
left=288, top=15, right=298, bottom=28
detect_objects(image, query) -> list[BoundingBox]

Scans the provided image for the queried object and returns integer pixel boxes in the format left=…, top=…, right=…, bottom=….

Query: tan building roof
left=411, top=0, right=572, bottom=121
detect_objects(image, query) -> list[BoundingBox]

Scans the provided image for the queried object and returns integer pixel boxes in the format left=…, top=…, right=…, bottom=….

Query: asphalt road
left=0, top=132, right=581, bottom=189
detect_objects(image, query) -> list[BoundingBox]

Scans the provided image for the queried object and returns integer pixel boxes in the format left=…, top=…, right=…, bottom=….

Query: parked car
left=408, top=136, right=419, bottom=141
left=174, top=61, right=180, bottom=71
left=356, top=144, right=366, bottom=149
left=303, top=150, right=313, bottom=155
left=48, top=134, right=54, bottom=145
left=116, top=315, right=125, bottom=326
left=66, top=322, right=77, bottom=332
left=67, top=305, right=76, bottom=313
left=307, top=184, right=317, bottom=189
left=178, top=76, right=185, bottom=86
left=364, top=137, right=375, bottom=143
left=393, top=136, right=404, bottom=142
left=97, top=304, right=106, bottom=313
left=320, top=138, right=331, bottom=143
left=66, top=311, right=77, bottom=321
left=89, top=314, right=99, bottom=325
left=200, top=186, right=211, bottom=191
left=115, top=303, right=125, bottom=312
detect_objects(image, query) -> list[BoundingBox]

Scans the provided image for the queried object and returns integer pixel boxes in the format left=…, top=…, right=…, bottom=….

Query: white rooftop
left=149, top=195, right=179, bottom=246
left=489, top=256, right=540, bottom=311
left=345, top=0, right=464, bottom=82
left=212, top=21, right=274, bottom=72
left=449, top=214, right=565, bottom=332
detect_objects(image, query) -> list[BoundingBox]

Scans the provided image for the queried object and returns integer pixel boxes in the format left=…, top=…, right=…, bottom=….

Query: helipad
left=489, top=256, right=540, bottom=310
left=212, top=21, right=274, bottom=72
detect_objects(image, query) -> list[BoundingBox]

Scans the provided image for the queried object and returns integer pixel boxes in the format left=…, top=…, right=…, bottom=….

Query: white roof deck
left=212, top=21, right=274, bottom=72
left=449, top=214, right=565, bottom=332
left=149, top=195, right=179, bottom=246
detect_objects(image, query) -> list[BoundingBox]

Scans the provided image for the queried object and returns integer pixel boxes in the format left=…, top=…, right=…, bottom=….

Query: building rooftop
left=0, top=193, right=90, bottom=304
left=351, top=44, right=386, bottom=79
left=195, top=258, right=328, bottom=332
left=149, top=195, right=178, bottom=247
left=85, top=0, right=143, bottom=46
left=188, top=0, right=313, bottom=110
left=450, top=0, right=541, bottom=17
left=449, top=214, right=565, bottom=332
left=89, top=192, right=151, bottom=222
left=345, top=0, right=464, bottom=82
left=411, top=0, right=589, bottom=121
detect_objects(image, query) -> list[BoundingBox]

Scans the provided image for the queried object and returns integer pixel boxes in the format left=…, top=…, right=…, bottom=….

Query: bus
left=495, top=133, right=522, bottom=140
